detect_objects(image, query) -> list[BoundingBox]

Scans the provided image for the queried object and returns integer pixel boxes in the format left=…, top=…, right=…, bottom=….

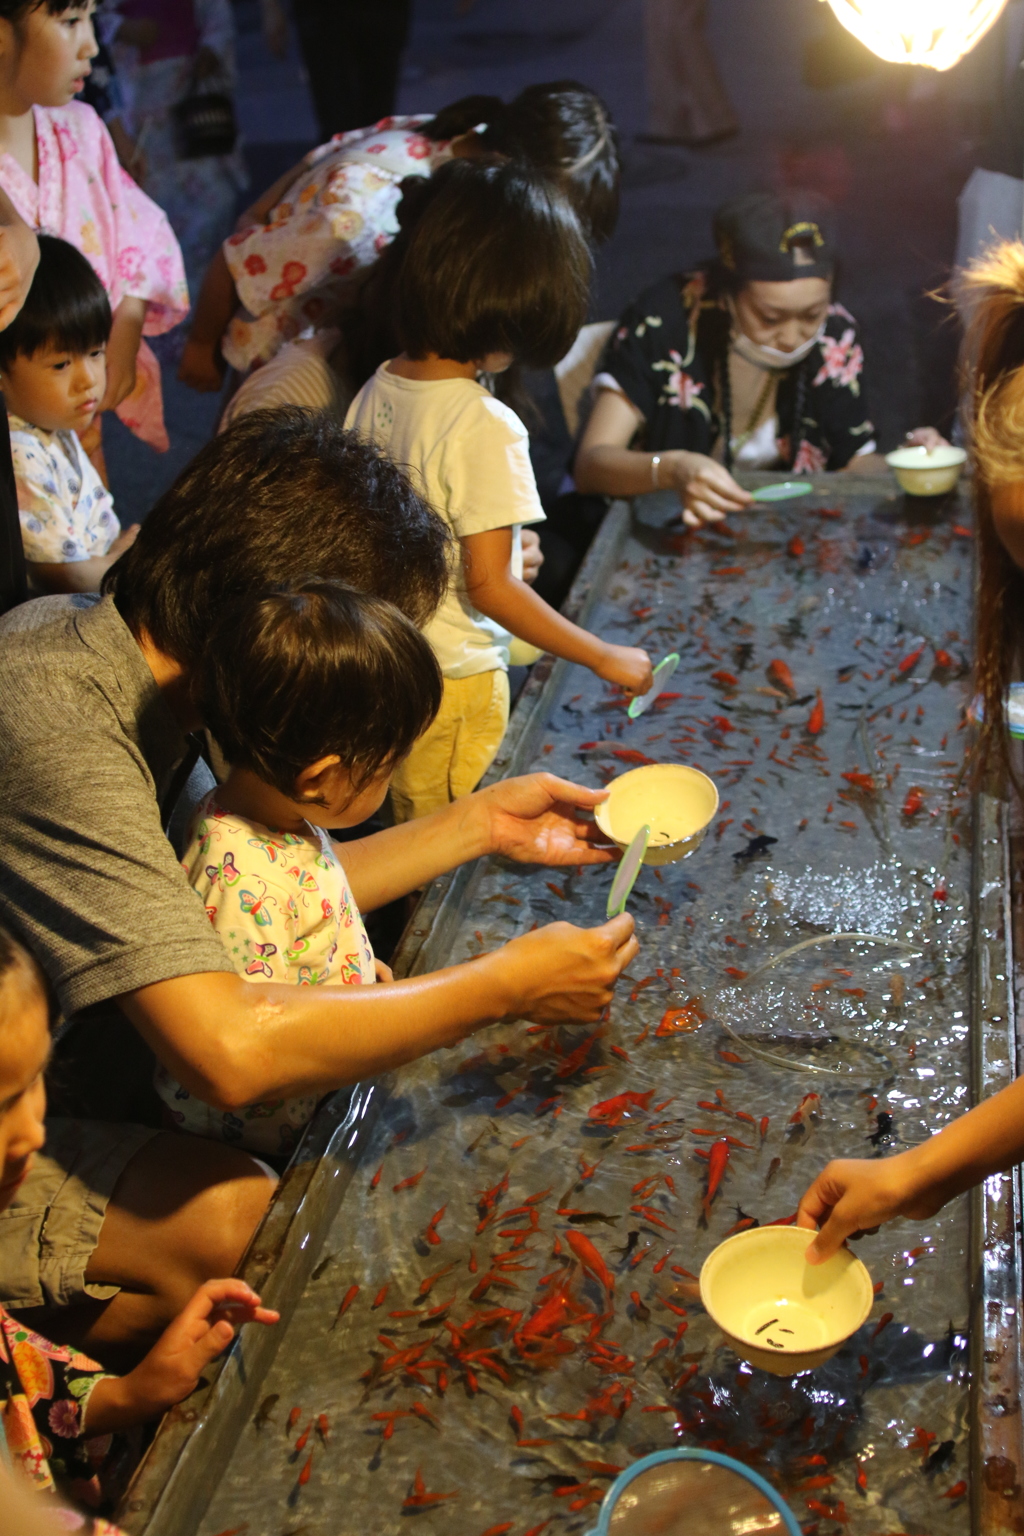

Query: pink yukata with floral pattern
left=154, top=791, right=376, bottom=1156
left=0, top=102, right=189, bottom=451
left=221, top=115, right=451, bottom=373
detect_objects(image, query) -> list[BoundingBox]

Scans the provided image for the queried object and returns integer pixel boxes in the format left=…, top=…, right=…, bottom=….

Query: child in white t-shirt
left=0, top=235, right=139, bottom=594
left=155, top=576, right=444, bottom=1156
left=345, top=160, right=652, bottom=822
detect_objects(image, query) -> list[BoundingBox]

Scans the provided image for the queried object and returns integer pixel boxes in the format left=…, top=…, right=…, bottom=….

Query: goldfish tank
left=120, top=478, right=1022, bottom=1536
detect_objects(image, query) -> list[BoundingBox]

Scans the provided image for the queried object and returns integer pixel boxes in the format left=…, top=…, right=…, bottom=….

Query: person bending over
left=0, top=923, right=277, bottom=1512
left=0, top=406, right=637, bottom=1365
left=180, top=82, right=619, bottom=399
left=0, top=236, right=138, bottom=594
left=574, top=191, right=944, bottom=526
left=158, top=578, right=443, bottom=1155
left=346, top=160, right=651, bottom=822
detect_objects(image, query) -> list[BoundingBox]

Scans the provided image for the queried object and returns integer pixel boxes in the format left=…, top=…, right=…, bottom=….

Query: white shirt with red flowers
left=222, top=116, right=452, bottom=373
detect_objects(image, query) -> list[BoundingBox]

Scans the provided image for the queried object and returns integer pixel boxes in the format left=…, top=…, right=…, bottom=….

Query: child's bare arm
left=84, top=1280, right=279, bottom=1433
left=28, top=525, right=139, bottom=594
left=462, top=526, right=652, bottom=694
left=179, top=246, right=236, bottom=392
left=100, top=298, right=147, bottom=412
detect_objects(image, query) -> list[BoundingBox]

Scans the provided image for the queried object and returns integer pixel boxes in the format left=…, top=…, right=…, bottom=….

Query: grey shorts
left=0, top=1117, right=159, bottom=1309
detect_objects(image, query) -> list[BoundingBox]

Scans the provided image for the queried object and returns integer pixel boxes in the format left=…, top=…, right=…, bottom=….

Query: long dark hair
left=421, top=81, right=620, bottom=243
left=958, top=241, right=1024, bottom=786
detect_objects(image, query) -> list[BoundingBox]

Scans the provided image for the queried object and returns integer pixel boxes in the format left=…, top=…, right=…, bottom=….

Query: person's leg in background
left=291, top=0, right=413, bottom=140
left=389, top=670, right=510, bottom=823
left=641, top=0, right=739, bottom=146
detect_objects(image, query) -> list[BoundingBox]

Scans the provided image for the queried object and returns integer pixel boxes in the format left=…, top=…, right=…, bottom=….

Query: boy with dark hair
left=0, top=235, right=138, bottom=593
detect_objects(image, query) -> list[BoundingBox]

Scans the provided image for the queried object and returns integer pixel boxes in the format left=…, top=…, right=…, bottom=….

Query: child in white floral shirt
left=0, top=236, right=138, bottom=593
left=154, top=575, right=443, bottom=1156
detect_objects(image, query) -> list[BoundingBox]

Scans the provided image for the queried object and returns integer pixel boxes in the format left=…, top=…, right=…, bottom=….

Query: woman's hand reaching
left=663, top=450, right=753, bottom=526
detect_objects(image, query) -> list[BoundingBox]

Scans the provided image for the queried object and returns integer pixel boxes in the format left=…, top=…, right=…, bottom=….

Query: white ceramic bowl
left=699, top=1225, right=874, bottom=1375
left=885, top=445, right=966, bottom=497
left=594, top=764, right=719, bottom=866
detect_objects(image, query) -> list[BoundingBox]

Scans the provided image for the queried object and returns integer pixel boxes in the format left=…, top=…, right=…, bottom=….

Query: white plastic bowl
left=594, top=764, right=719, bottom=866
left=699, top=1225, right=874, bottom=1375
left=885, top=444, right=966, bottom=497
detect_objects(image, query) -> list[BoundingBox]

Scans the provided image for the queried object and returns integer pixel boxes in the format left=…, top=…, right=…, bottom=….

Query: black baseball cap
left=713, top=192, right=837, bottom=284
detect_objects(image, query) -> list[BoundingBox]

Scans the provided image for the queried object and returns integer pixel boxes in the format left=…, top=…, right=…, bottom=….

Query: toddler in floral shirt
left=154, top=575, right=443, bottom=1156
left=0, top=236, right=138, bottom=594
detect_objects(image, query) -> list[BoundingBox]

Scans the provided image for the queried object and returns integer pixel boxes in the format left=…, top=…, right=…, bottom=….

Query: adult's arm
left=574, top=387, right=751, bottom=525
left=119, top=912, right=638, bottom=1110
left=338, top=773, right=617, bottom=914
left=796, top=1073, right=1024, bottom=1263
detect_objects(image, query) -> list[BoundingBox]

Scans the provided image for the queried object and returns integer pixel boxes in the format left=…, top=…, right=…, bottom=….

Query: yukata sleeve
left=805, top=310, right=876, bottom=471
left=11, top=435, right=80, bottom=563
left=598, top=292, right=672, bottom=425
left=94, top=114, right=189, bottom=334
left=1, top=1312, right=114, bottom=1496
left=224, top=158, right=402, bottom=317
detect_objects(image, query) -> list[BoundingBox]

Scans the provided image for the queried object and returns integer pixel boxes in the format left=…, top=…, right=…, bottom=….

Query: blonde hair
left=959, top=239, right=1024, bottom=784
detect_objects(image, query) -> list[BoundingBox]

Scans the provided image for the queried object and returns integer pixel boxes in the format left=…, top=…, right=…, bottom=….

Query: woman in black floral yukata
left=574, top=190, right=944, bottom=526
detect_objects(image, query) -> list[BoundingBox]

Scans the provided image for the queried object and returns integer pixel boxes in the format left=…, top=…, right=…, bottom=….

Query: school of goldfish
left=208, top=499, right=975, bottom=1536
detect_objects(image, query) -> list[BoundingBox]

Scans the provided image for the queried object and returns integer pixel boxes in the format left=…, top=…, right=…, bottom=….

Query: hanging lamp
left=821, top=0, right=1010, bottom=70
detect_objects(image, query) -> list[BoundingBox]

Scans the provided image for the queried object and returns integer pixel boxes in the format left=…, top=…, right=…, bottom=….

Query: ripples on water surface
left=201, top=492, right=975, bottom=1535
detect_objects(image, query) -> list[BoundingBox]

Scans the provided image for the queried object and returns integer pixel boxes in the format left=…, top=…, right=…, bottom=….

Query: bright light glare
left=822, top=0, right=1010, bottom=70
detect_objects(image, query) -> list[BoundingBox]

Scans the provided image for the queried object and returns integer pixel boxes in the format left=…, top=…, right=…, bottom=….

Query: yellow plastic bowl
left=699, top=1225, right=874, bottom=1375
left=594, top=764, right=719, bottom=866
left=885, top=445, right=966, bottom=497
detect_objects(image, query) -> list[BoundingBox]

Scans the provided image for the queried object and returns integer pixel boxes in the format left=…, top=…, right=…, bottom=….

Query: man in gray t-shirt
left=0, top=409, right=637, bottom=1355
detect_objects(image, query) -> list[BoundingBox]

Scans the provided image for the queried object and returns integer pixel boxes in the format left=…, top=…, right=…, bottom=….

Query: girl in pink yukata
left=0, top=923, right=278, bottom=1519
left=154, top=576, right=445, bottom=1157
left=0, top=0, right=188, bottom=458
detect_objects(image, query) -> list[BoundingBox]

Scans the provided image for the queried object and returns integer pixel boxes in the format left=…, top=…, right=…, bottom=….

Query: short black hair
left=394, top=158, right=591, bottom=368
left=199, top=579, right=443, bottom=800
left=422, top=81, right=620, bottom=243
left=104, top=408, right=454, bottom=669
left=0, top=234, right=110, bottom=371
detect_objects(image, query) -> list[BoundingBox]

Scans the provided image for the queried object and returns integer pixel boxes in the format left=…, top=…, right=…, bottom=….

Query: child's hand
left=85, top=1280, right=279, bottom=1434
left=109, top=523, right=140, bottom=558
left=521, top=528, right=544, bottom=585
left=374, top=958, right=394, bottom=984
left=796, top=1149, right=941, bottom=1264
left=100, top=297, right=147, bottom=412
left=595, top=644, right=653, bottom=696
left=179, top=336, right=227, bottom=393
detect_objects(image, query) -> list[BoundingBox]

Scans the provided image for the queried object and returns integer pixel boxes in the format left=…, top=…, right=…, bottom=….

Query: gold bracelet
left=651, top=454, right=661, bottom=489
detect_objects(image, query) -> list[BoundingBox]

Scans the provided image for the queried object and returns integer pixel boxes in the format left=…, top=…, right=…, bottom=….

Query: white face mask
left=731, top=325, right=825, bottom=372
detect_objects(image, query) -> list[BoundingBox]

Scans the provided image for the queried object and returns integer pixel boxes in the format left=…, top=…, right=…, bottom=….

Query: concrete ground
left=104, top=0, right=1014, bottom=522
